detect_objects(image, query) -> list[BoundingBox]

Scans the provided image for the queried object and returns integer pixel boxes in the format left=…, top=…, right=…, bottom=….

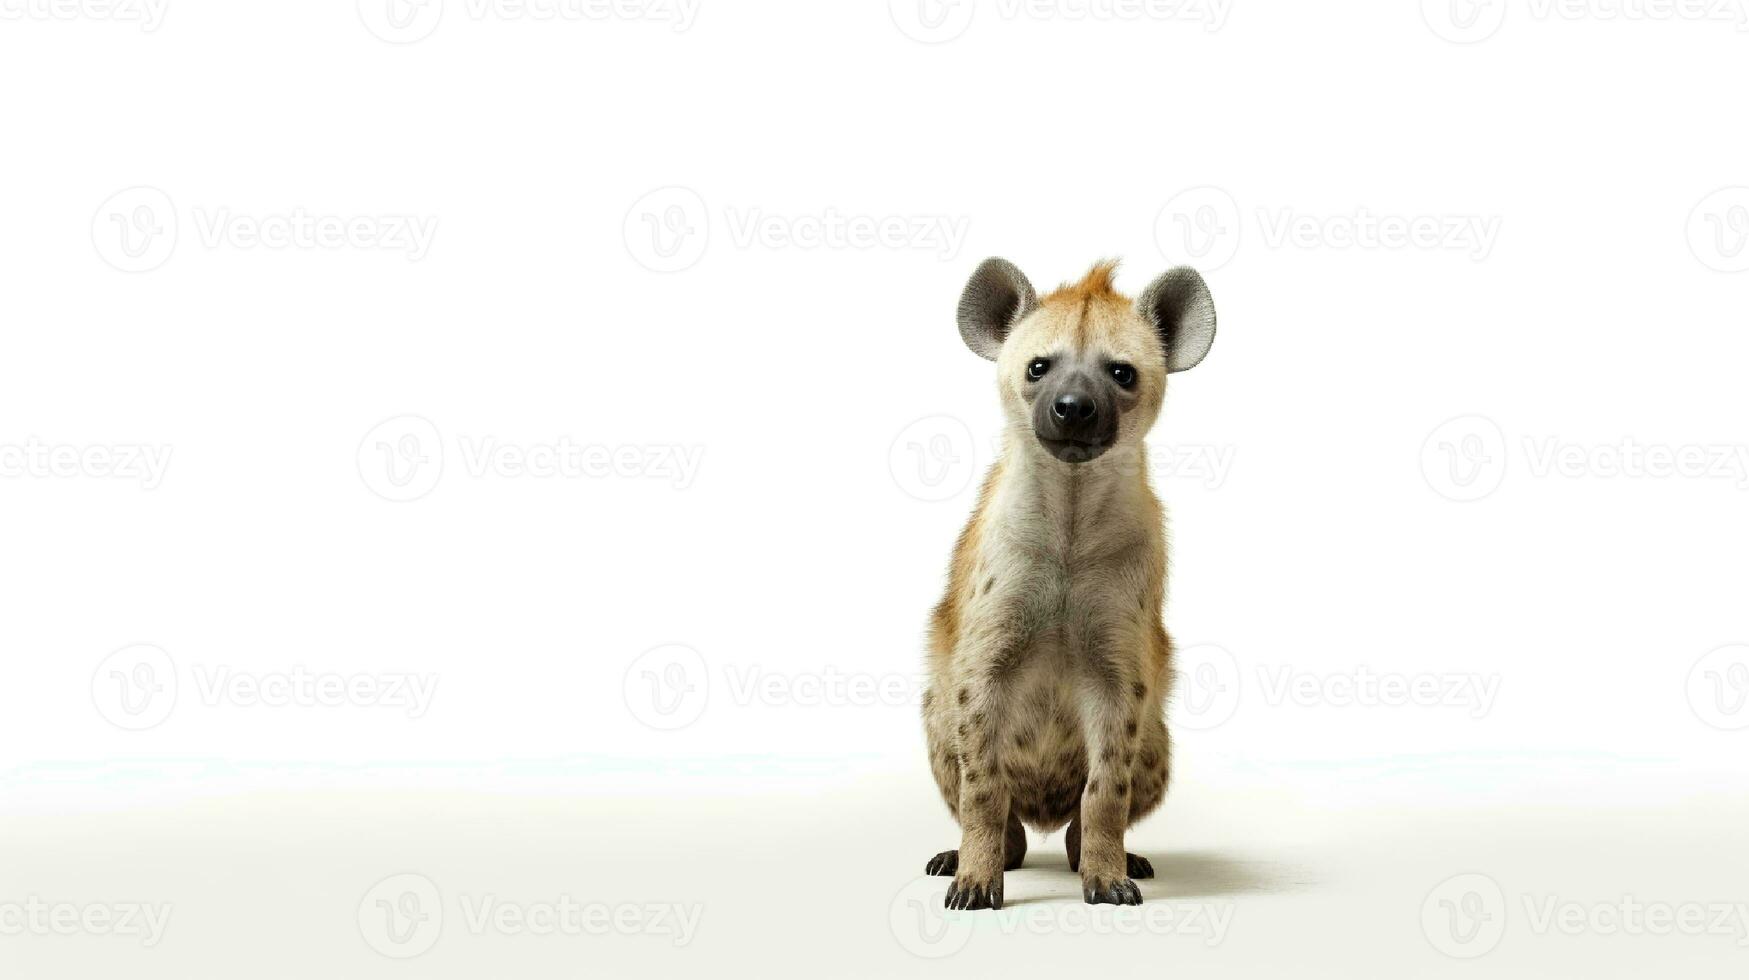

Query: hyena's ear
left=1137, top=267, right=1217, bottom=373
left=956, top=257, right=1038, bottom=361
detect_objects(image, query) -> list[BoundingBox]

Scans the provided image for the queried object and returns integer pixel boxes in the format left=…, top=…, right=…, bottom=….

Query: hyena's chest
left=971, top=563, right=1096, bottom=830
left=959, top=530, right=1151, bottom=828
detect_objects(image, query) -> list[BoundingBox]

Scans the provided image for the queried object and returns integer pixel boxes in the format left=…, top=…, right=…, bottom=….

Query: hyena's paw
left=1126, top=853, right=1154, bottom=879
left=1083, top=875, right=1143, bottom=906
left=945, top=873, right=1003, bottom=910
left=925, top=850, right=958, bottom=876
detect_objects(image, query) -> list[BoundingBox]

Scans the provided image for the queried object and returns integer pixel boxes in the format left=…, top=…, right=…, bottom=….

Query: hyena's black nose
left=1052, top=393, right=1097, bottom=423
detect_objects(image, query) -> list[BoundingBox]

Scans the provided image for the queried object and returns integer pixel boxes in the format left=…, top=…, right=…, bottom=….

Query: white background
left=3, top=0, right=1748, bottom=976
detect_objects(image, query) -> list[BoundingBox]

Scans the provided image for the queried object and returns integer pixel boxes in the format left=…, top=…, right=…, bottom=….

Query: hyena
left=921, top=258, right=1217, bottom=909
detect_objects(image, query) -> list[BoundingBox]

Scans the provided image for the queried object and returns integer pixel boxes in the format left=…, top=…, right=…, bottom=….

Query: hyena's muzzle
left=1030, top=359, right=1120, bottom=463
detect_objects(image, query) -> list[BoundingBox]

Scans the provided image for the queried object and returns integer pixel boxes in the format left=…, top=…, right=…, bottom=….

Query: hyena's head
left=956, top=258, right=1216, bottom=464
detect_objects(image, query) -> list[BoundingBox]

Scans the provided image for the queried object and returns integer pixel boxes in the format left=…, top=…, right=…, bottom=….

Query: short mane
left=1041, top=259, right=1124, bottom=304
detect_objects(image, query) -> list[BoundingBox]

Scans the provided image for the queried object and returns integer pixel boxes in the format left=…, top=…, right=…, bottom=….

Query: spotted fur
left=921, top=258, right=1216, bottom=909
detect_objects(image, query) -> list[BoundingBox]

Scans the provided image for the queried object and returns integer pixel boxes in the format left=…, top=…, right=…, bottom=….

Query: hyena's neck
left=992, top=424, right=1153, bottom=556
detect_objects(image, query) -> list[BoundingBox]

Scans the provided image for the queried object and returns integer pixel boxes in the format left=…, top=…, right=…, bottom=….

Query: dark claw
left=1083, top=876, right=1143, bottom=906
left=925, top=850, right=959, bottom=876
left=1126, top=853, right=1154, bottom=879
left=945, top=877, right=1003, bottom=910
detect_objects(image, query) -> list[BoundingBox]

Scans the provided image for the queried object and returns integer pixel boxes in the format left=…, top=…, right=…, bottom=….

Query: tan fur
left=923, top=261, right=1176, bottom=908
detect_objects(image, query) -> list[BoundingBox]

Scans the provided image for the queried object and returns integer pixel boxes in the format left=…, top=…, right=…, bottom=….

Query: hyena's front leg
left=944, top=656, right=1017, bottom=910
left=1076, top=672, right=1145, bottom=905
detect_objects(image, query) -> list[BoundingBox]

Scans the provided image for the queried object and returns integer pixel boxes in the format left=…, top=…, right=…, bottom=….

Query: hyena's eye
left=1026, top=358, right=1051, bottom=381
left=1109, top=363, right=1137, bottom=389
